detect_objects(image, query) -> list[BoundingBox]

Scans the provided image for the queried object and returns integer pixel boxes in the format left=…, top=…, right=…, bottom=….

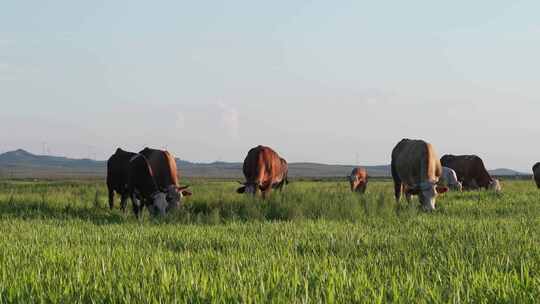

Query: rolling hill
left=0, top=149, right=529, bottom=179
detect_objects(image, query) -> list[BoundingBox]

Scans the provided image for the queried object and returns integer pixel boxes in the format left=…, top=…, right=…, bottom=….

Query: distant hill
left=0, top=149, right=530, bottom=179
left=489, top=168, right=529, bottom=177
left=0, top=149, right=106, bottom=178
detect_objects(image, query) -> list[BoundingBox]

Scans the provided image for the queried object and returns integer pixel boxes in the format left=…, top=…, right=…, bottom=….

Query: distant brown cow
left=391, top=139, right=448, bottom=211
left=440, top=154, right=501, bottom=192
left=348, top=167, right=368, bottom=193
left=237, top=145, right=288, bottom=198
left=533, top=162, right=540, bottom=188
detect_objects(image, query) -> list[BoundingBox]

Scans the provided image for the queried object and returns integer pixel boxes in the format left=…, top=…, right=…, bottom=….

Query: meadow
left=0, top=179, right=538, bottom=303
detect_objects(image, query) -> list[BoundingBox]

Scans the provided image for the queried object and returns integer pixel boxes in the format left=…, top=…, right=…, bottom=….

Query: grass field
left=0, top=179, right=538, bottom=303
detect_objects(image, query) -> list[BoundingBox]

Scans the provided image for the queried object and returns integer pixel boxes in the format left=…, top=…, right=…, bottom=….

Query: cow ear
left=181, top=190, right=192, bottom=197
left=436, top=186, right=449, bottom=194
left=236, top=186, right=246, bottom=194
left=177, top=185, right=190, bottom=191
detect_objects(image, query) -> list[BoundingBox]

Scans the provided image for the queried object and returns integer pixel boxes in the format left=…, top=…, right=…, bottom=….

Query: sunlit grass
left=0, top=180, right=538, bottom=303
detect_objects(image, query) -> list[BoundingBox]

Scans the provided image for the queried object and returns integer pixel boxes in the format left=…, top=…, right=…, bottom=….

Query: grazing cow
left=440, top=154, right=501, bottom=192
left=127, top=154, right=169, bottom=217
left=533, top=163, right=540, bottom=188
left=272, top=158, right=289, bottom=191
left=439, top=167, right=463, bottom=191
left=348, top=167, right=368, bottom=193
left=237, top=145, right=288, bottom=198
left=139, top=147, right=192, bottom=210
left=107, top=148, right=137, bottom=211
left=391, top=139, right=448, bottom=211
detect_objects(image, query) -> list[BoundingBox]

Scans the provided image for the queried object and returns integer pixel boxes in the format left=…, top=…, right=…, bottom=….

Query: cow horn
left=177, top=185, right=190, bottom=191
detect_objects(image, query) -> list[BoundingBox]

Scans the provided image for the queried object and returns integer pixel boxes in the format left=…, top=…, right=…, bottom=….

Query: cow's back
left=243, top=146, right=285, bottom=187
left=140, top=148, right=179, bottom=188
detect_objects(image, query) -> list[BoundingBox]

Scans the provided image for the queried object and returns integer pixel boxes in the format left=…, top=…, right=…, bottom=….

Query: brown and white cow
left=348, top=167, right=368, bottom=193
left=127, top=153, right=170, bottom=218
left=237, top=145, right=288, bottom=198
left=533, top=162, right=540, bottom=189
left=391, top=139, right=448, bottom=211
left=440, top=154, right=501, bottom=192
left=139, top=147, right=192, bottom=210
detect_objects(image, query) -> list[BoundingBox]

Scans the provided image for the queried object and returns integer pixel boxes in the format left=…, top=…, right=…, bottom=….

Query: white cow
left=440, top=167, right=463, bottom=191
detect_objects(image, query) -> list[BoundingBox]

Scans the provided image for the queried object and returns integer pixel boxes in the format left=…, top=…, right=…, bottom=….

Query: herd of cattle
left=107, top=139, right=539, bottom=216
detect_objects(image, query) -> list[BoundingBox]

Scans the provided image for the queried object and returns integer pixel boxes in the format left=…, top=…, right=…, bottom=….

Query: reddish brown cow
left=348, top=167, right=368, bottom=193
left=237, top=145, right=288, bottom=198
left=533, top=162, right=540, bottom=188
left=139, top=148, right=192, bottom=209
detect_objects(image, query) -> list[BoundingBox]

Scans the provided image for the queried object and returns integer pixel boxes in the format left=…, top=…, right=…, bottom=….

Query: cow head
left=237, top=182, right=258, bottom=195
left=163, top=185, right=192, bottom=211
left=489, top=179, right=501, bottom=192
left=148, top=192, right=168, bottom=216
left=450, top=181, right=463, bottom=192
left=348, top=175, right=359, bottom=192
left=416, top=182, right=448, bottom=211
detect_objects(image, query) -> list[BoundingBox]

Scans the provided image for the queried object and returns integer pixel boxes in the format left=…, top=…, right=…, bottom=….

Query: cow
left=139, top=147, right=192, bottom=210
left=439, top=167, right=463, bottom=191
left=391, top=139, right=448, bottom=211
left=440, top=154, right=501, bottom=192
left=533, top=162, right=540, bottom=188
left=272, top=157, right=289, bottom=191
left=348, top=167, right=368, bottom=193
left=126, top=153, right=169, bottom=217
left=237, top=145, right=288, bottom=198
left=107, top=148, right=137, bottom=211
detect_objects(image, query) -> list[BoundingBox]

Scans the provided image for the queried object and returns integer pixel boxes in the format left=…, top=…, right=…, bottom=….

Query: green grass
left=0, top=180, right=538, bottom=303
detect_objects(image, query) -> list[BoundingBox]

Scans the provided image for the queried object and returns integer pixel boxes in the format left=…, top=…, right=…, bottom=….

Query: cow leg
left=120, top=193, right=129, bottom=212
left=391, top=163, right=402, bottom=202
left=108, top=187, right=115, bottom=210
left=393, top=182, right=402, bottom=202
left=276, top=181, right=285, bottom=192
left=361, top=183, right=367, bottom=194
left=262, top=188, right=271, bottom=199
left=405, top=192, right=412, bottom=204
left=131, top=193, right=142, bottom=218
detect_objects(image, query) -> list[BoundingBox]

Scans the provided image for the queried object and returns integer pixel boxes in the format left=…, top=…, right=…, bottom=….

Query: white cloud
left=218, top=102, right=240, bottom=139
left=365, top=97, right=378, bottom=106
left=359, top=88, right=394, bottom=106
left=176, top=112, right=186, bottom=130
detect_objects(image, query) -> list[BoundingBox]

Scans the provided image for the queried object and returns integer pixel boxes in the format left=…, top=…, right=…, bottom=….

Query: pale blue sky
left=1, top=1, right=539, bottom=171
